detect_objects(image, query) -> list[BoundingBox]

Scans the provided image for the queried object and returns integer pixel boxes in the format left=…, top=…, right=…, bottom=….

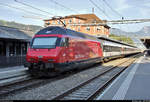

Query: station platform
left=97, top=56, right=150, bottom=100
left=0, top=65, right=28, bottom=81
left=0, top=65, right=27, bottom=73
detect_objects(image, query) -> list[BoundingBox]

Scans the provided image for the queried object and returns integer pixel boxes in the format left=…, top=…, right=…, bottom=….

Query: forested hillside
left=0, top=20, right=43, bottom=36
left=109, top=34, right=134, bottom=45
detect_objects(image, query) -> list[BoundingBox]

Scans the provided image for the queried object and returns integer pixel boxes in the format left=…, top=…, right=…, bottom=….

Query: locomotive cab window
left=31, top=37, right=57, bottom=49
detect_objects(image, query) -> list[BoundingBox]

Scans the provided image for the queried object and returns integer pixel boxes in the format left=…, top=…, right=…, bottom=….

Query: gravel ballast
left=0, top=59, right=124, bottom=100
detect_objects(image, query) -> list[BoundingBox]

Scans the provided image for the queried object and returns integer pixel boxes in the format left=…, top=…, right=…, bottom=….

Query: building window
left=68, top=26, right=70, bottom=29
left=78, top=19, right=80, bottom=24
left=73, top=18, right=76, bottom=23
left=46, top=21, right=50, bottom=25
left=97, top=27, right=101, bottom=31
left=97, top=34, right=101, bottom=36
left=63, top=20, right=66, bottom=24
left=52, top=21, right=55, bottom=24
left=78, top=27, right=80, bottom=31
left=69, top=19, right=72, bottom=24
left=86, top=27, right=90, bottom=31
left=57, top=20, right=61, bottom=24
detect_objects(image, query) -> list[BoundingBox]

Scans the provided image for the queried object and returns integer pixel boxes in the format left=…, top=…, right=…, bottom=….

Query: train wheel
left=101, top=59, right=105, bottom=63
left=44, top=68, right=60, bottom=78
left=103, top=58, right=108, bottom=62
left=73, top=67, right=79, bottom=71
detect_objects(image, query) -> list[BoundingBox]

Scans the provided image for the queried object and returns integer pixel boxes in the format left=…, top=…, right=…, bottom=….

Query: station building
left=44, top=14, right=110, bottom=37
left=0, top=25, right=31, bottom=68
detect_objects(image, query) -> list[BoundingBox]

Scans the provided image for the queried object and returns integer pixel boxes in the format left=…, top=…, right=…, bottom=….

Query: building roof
left=44, top=14, right=110, bottom=28
left=0, top=25, right=31, bottom=42
left=44, top=14, right=105, bottom=23
left=69, top=14, right=104, bottom=23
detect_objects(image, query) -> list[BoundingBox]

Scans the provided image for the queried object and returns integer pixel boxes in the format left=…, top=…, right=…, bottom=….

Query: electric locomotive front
left=26, top=27, right=69, bottom=76
left=26, top=26, right=103, bottom=77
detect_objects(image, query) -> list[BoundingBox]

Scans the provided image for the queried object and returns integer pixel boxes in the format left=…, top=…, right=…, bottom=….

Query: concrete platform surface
left=0, top=65, right=27, bottom=73
left=97, top=56, right=150, bottom=100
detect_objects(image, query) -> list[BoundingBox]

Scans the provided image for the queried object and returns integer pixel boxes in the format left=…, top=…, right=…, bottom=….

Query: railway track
left=0, top=65, right=94, bottom=97
left=0, top=76, right=57, bottom=97
left=0, top=68, right=50, bottom=97
left=51, top=54, right=141, bottom=100
left=0, top=54, right=141, bottom=99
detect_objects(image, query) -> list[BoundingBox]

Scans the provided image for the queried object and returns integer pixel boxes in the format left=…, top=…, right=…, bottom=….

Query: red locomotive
left=26, top=26, right=141, bottom=77
left=26, top=26, right=103, bottom=76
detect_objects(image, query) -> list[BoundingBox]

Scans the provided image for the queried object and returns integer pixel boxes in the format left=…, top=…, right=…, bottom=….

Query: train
left=25, top=26, right=141, bottom=77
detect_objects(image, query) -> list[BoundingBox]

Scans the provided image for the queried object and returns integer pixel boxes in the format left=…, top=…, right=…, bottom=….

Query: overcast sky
left=0, top=0, right=150, bottom=32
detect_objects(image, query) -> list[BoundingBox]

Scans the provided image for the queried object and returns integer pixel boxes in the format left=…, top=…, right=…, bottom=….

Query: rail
left=51, top=54, right=141, bottom=100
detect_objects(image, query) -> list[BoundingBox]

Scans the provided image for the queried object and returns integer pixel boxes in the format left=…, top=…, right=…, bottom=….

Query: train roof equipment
left=36, top=26, right=99, bottom=41
left=36, top=26, right=138, bottom=48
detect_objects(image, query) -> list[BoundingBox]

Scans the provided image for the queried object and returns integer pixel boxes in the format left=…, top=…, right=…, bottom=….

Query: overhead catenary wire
left=102, top=0, right=124, bottom=19
left=89, top=0, right=112, bottom=20
left=14, top=0, right=55, bottom=16
left=49, top=0, right=79, bottom=14
left=0, top=3, right=49, bottom=18
left=99, top=0, right=124, bottom=34
left=100, top=0, right=131, bottom=44
left=101, top=0, right=124, bottom=34
left=99, top=0, right=127, bottom=41
left=22, top=16, right=45, bottom=20
left=100, top=0, right=135, bottom=44
left=100, top=0, right=134, bottom=45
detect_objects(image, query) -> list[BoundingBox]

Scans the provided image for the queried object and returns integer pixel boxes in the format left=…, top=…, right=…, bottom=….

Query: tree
left=109, top=34, right=134, bottom=45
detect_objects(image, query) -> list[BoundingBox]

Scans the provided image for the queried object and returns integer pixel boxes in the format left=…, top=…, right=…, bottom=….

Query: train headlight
left=29, top=58, right=35, bottom=61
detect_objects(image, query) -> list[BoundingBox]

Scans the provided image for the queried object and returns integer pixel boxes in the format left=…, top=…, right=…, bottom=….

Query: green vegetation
left=0, top=20, right=43, bottom=33
left=109, top=34, right=134, bottom=45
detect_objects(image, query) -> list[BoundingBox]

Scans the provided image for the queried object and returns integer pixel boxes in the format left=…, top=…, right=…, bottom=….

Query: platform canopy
left=0, top=25, right=31, bottom=42
left=140, top=36, right=150, bottom=49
